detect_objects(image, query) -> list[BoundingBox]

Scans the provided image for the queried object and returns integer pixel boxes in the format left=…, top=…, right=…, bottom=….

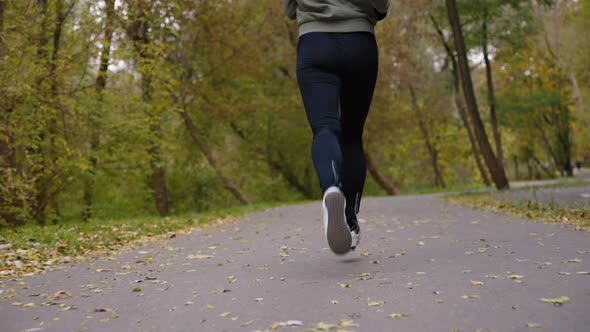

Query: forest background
left=0, top=0, right=589, bottom=227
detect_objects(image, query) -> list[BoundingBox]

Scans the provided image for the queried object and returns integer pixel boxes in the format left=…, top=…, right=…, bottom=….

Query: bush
left=0, top=168, right=34, bottom=227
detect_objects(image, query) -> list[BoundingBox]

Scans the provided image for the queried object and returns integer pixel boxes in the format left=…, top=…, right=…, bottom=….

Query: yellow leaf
left=471, top=280, right=485, bottom=286
left=461, top=295, right=480, bottom=299
left=563, top=258, right=582, bottom=263
left=507, top=275, right=524, bottom=279
left=186, top=254, right=213, bottom=260
left=539, top=296, right=570, bottom=305
left=368, top=300, right=385, bottom=307
left=389, top=313, right=409, bottom=318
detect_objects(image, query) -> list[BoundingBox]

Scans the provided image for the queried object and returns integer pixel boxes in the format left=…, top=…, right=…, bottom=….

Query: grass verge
left=0, top=202, right=285, bottom=278
left=446, top=191, right=590, bottom=232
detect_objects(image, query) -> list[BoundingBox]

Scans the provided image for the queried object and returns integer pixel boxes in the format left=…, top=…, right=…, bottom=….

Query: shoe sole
left=324, top=191, right=352, bottom=255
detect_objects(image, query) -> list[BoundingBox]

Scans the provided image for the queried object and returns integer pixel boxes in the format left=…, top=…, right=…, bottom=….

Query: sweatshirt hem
left=299, top=19, right=375, bottom=36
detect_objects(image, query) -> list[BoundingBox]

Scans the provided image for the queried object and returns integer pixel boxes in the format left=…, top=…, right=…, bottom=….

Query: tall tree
left=123, top=0, right=171, bottom=216
left=446, top=0, right=509, bottom=189
left=481, top=6, right=504, bottom=172
left=82, top=0, right=115, bottom=220
left=429, top=14, right=491, bottom=186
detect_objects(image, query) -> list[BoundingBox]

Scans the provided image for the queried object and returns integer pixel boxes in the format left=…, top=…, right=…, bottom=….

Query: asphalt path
left=1, top=194, right=589, bottom=332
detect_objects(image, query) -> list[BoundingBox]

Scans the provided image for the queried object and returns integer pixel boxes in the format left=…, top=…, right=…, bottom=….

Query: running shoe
left=349, top=218, right=360, bottom=251
left=322, top=186, right=352, bottom=255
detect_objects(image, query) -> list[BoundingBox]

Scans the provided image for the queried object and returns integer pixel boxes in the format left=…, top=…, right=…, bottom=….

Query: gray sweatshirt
left=283, top=0, right=390, bottom=36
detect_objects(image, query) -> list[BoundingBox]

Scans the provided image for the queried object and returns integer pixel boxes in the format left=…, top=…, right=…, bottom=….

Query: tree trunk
left=556, top=105, right=574, bottom=177
left=148, top=135, right=171, bottom=216
left=229, top=122, right=314, bottom=199
left=36, top=0, right=49, bottom=62
left=445, top=0, right=509, bottom=190
left=33, top=0, right=74, bottom=223
left=0, top=0, right=14, bottom=169
left=482, top=12, right=505, bottom=173
left=126, top=2, right=171, bottom=216
left=567, top=71, right=584, bottom=114
left=0, top=0, right=5, bottom=58
left=429, top=14, right=491, bottom=187
left=179, top=110, right=250, bottom=205
left=82, top=0, right=115, bottom=220
left=365, top=151, right=400, bottom=195
left=409, top=85, right=446, bottom=188
left=531, top=155, right=554, bottom=178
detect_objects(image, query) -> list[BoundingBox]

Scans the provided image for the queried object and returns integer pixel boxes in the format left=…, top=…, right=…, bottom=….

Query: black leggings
left=296, top=32, right=378, bottom=222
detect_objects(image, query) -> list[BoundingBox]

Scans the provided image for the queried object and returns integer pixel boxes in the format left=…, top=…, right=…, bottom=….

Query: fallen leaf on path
left=53, top=290, right=72, bottom=300
left=471, top=280, right=485, bottom=286
left=368, top=300, right=385, bottom=307
left=219, top=312, right=231, bottom=317
left=539, top=296, right=569, bottom=305
left=435, top=299, right=444, bottom=303
left=314, top=322, right=339, bottom=330
left=96, top=269, right=112, bottom=272
left=461, top=295, right=480, bottom=299
left=186, top=254, right=213, bottom=260
left=563, top=258, right=582, bottom=263
left=356, top=273, right=372, bottom=281
left=331, top=300, right=338, bottom=304
left=526, top=323, right=541, bottom=328
left=60, top=305, right=76, bottom=311
left=507, top=275, right=524, bottom=280
left=576, top=271, right=589, bottom=275
left=340, top=320, right=358, bottom=327
left=132, top=287, right=141, bottom=292
left=277, top=320, right=303, bottom=327
left=389, top=313, right=409, bottom=318
left=311, top=319, right=358, bottom=331
left=240, top=320, right=254, bottom=327
left=339, top=283, right=351, bottom=288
